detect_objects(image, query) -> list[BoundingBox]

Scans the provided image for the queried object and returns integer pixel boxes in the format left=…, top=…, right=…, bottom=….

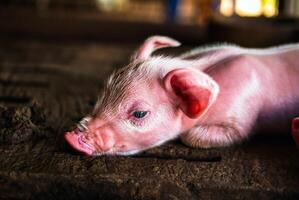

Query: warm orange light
left=235, top=0, right=262, bottom=17
left=219, top=0, right=279, bottom=18
left=220, top=0, right=234, bottom=17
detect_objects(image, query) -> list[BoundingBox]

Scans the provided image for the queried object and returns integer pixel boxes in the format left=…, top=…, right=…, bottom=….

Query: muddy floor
left=0, top=38, right=298, bottom=200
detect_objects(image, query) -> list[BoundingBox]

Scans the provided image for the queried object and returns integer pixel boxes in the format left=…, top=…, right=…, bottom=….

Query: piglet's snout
left=64, top=131, right=94, bottom=156
left=65, top=118, right=117, bottom=155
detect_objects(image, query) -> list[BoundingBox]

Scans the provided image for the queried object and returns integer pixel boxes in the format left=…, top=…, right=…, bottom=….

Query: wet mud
left=0, top=103, right=52, bottom=144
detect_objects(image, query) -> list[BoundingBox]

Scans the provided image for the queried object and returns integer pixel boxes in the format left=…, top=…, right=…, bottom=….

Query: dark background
left=0, top=0, right=298, bottom=46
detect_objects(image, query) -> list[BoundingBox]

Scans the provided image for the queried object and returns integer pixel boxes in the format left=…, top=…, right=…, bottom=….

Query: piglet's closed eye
left=164, top=69, right=219, bottom=119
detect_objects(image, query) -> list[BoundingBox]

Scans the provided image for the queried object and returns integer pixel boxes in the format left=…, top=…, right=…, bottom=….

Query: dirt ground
left=0, top=38, right=298, bottom=200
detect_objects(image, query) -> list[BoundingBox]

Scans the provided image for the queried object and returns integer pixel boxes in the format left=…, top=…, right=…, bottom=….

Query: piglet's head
left=65, top=36, right=219, bottom=156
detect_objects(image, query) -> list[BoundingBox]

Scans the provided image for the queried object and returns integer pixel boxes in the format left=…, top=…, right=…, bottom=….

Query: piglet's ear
left=132, top=35, right=181, bottom=60
left=164, top=69, right=219, bottom=119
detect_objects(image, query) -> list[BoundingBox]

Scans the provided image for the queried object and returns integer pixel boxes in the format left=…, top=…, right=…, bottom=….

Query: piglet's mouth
left=64, top=130, right=94, bottom=156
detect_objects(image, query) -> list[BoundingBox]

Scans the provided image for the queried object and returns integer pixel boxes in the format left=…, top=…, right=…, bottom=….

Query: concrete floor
left=0, top=38, right=298, bottom=200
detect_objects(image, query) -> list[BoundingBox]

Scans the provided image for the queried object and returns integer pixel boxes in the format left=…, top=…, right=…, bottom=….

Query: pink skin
left=65, top=35, right=299, bottom=156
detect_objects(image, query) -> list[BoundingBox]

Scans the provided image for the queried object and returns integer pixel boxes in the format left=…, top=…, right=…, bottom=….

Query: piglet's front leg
left=292, top=117, right=299, bottom=148
left=180, top=122, right=245, bottom=148
left=181, top=124, right=242, bottom=148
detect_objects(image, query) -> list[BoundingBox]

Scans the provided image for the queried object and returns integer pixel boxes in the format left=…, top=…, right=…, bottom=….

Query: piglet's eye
left=133, top=111, right=148, bottom=119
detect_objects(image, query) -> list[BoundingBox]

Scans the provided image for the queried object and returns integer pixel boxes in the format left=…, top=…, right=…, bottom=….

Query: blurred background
left=0, top=0, right=299, bottom=46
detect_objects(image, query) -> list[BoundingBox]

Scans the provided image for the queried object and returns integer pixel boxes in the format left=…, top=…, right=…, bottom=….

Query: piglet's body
left=65, top=36, right=299, bottom=156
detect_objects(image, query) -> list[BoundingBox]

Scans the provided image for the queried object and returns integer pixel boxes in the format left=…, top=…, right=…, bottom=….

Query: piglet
left=65, top=36, right=299, bottom=156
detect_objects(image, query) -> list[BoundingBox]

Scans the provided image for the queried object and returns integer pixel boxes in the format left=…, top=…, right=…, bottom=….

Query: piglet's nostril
left=64, top=132, right=94, bottom=156
left=74, top=128, right=81, bottom=134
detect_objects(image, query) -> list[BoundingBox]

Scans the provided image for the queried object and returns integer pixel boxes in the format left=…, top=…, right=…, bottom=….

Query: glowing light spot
left=235, top=0, right=262, bottom=17
left=220, top=0, right=234, bottom=17
left=219, top=0, right=278, bottom=18
left=263, top=0, right=278, bottom=17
